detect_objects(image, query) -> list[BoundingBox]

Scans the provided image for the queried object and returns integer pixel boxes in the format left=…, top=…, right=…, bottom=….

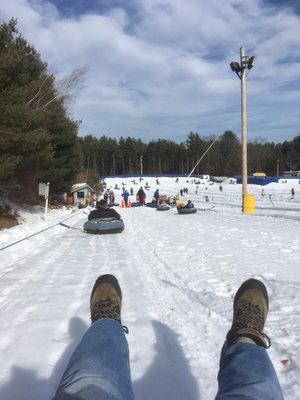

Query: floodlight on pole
left=230, top=47, right=256, bottom=214
left=247, top=56, right=256, bottom=69
left=230, top=62, right=241, bottom=72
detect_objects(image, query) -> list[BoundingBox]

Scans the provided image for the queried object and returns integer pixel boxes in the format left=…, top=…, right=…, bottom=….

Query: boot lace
left=233, top=302, right=264, bottom=331
left=91, top=299, right=129, bottom=334
left=229, top=302, right=271, bottom=348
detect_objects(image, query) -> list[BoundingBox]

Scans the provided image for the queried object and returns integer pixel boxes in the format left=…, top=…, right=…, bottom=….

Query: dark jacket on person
left=88, top=208, right=121, bottom=221
left=137, top=188, right=146, bottom=198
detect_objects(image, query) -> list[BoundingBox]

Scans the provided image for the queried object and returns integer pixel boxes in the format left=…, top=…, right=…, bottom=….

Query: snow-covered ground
left=0, top=177, right=299, bottom=399
left=0, top=207, right=87, bottom=267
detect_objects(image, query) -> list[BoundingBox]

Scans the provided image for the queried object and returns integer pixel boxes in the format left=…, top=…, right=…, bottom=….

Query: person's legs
left=215, top=279, right=283, bottom=400
left=53, top=275, right=134, bottom=400
left=216, top=341, right=283, bottom=400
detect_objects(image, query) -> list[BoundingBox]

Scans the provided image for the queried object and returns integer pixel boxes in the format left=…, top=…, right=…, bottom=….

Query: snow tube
left=177, top=207, right=197, bottom=214
left=157, top=205, right=171, bottom=211
left=84, top=219, right=124, bottom=234
left=131, top=202, right=141, bottom=207
left=146, top=202, right=158, bottom=208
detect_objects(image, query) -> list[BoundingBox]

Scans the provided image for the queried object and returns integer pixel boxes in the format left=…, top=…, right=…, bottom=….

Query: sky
left=0, top=0, right=299, bottom=143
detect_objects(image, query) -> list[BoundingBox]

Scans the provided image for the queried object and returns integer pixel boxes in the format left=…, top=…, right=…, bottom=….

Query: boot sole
left=90, top=274, right=122, bottom=302
left=234, top=278, right=268, bottom=309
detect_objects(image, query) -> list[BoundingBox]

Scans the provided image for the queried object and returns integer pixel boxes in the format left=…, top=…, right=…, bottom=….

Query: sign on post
left=38, top=182, right=49, bottom=220
left=39, top=183, right=49, bottom=198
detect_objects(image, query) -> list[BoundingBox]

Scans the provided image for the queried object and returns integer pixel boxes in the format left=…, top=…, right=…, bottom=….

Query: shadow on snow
left=0, top=318, right=201, bottom=400
left=133, top=320, right=200, bottom=400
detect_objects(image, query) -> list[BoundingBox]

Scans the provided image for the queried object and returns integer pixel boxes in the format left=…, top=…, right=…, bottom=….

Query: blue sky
left=0, top=0, right=299, bottom=142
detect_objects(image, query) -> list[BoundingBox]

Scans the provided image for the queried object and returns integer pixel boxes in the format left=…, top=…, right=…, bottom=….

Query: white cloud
left=0, top=0, right=299, bottom=142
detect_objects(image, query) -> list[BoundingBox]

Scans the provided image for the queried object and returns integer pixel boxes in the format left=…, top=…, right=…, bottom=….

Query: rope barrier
left=59, top=222, right=84, bottom=232
left=0, top=209, right=87, bottom=252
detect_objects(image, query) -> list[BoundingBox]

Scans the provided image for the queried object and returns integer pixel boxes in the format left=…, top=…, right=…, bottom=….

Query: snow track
left=0, top=194, right=299, bottom=399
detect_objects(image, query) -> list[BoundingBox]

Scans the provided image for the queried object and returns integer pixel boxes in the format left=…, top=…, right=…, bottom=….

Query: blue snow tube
left=156, top=205, right=171, bottom=211
left=84, top=218, right=124, bottom=234
left=177, top=207, right=197, bottom=214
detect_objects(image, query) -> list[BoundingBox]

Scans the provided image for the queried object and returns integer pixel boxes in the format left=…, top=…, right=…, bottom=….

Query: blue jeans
left=215, top=342, right=283, bottom=399
left=53, top=319, right=134, bottom=400
left=53, top=319, right=283, bottom=400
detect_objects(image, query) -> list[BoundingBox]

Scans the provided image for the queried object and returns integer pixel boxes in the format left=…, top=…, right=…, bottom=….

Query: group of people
left=175, top=177, right=201, bottom=184
left=120, top=186, right=147, bottom=207
left=100, top=185, right=160, bottom=208
left=261, top=187, right=296, bottom=199
left=102, top=189, right=115, bottom=206
left=179, top=188, right=189, bottom=196
left=153, top=189, right=193, bottom=208
left=94, top=186, right=194, bottom=211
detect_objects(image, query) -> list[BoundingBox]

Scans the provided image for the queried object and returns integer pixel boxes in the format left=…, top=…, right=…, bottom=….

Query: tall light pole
left=140, top=155, right=143, bottom=176
left=240, top=47, right=248, bottom=201
left=230, top=47, right=256, bottom=214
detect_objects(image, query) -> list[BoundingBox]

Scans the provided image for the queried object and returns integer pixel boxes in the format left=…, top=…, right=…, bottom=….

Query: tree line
left=79, top=132, right=300, bottom=178
left=0, top=19, right=299, bottom=203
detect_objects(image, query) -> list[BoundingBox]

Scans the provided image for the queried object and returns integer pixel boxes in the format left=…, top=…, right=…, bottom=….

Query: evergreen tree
left=0, top=19, right=80, bottom=199
left=0, top=19, right=52, bottom=186
left=217, top=131, right=241, bottom=175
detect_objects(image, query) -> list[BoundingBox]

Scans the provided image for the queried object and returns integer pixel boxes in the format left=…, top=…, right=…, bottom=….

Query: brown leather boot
left=90, top=274, right=122, bottom=325
left=225, top=278, right=271, bottom=349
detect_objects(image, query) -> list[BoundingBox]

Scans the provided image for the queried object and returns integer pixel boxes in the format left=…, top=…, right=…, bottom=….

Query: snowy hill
left=0, top=177, right=299, bottom=399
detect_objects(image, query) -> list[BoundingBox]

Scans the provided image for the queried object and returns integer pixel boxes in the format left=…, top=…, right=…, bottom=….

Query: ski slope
left=0, top=177, right=299, bottom=399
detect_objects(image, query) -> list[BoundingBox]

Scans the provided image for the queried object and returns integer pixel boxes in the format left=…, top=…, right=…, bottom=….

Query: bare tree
left=27, top=66, right=87, bottom=110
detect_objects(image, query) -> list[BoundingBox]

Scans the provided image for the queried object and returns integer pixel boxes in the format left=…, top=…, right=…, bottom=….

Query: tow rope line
left=0, top=210, right=87, bottom=252
left=59, top=222, right=85, bottom=232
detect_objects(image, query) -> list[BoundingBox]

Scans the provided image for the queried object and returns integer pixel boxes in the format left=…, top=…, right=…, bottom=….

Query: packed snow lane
left=0, top=203, right=299, bottom=399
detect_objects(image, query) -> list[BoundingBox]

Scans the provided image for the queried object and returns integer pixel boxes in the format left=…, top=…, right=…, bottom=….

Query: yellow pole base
left=243, top=193, right=255, bottom=214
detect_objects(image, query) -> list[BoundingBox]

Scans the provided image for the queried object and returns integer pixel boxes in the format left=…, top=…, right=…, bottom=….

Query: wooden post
left=44, top=182, right=49, bottom=220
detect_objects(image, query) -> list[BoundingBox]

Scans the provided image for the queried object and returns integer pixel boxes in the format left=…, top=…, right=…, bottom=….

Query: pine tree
left=0, top=19, right=80, bottom=199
